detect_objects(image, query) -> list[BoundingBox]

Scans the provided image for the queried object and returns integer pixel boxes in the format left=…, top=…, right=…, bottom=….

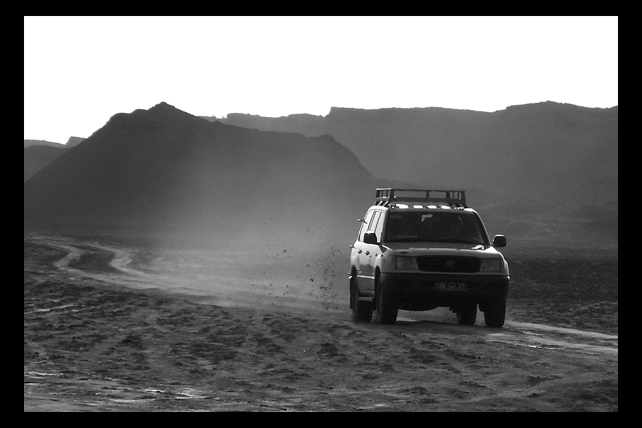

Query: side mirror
left=363, top=232, right=378, bottom=245
left=492, top=235, right=507, bottom=247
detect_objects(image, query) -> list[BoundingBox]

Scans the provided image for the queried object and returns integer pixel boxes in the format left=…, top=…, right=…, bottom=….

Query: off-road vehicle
left=349, top=188, right=509, bottom=327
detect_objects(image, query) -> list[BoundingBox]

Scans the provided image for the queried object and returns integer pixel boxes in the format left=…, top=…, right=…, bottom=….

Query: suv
left=349, top=188, right=509, bottom=327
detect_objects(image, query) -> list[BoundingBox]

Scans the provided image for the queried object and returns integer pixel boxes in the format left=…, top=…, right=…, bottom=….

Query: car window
left=358, top=210, right=375, bottom=241
left=384, top=211, right=488, bottom=245
left=367, top=211, right=380, bottom=232
left=373, top=211, right=385, bottom=241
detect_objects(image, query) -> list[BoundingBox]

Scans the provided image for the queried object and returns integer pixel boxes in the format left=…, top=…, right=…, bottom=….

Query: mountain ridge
left=205, top=102, right=618, bottom=206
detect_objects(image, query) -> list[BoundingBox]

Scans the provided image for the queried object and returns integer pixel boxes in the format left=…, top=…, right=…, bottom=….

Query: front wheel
left=483, top=299, right=506, bottom=328
left=373, top=275, right=398, bottom=325
left=350, top=274, right=373, bottom=322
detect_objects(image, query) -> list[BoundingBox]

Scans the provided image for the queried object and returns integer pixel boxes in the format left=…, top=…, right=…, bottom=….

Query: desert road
left=24, top=234, right=618, bottom=411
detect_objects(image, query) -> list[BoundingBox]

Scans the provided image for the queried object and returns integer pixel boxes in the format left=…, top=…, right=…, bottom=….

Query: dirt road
left=24, top=234, right=618, bottom=411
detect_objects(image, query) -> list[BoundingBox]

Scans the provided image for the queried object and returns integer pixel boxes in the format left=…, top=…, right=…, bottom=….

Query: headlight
left=387, top=256, right=418, bottom=270
left=479, top=258, right=506, bottom=273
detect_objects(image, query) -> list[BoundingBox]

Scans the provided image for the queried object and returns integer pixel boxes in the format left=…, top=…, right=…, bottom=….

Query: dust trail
left=33, top=235, right=348, bottom=317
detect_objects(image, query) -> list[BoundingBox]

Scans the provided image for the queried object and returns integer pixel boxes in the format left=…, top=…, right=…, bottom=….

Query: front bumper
left=379, top=272, right=509, bottom=311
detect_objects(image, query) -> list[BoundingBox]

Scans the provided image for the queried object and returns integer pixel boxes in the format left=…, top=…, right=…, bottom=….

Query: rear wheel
left=484, top=299, right=506, bottom=328
left=456, top=303, right=477, bottom=325
left=373, top=275, right=398, bottom=325
left=350, top=274, right=373, bottom=322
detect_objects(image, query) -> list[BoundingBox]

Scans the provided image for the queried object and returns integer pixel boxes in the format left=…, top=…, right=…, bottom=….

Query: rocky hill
left=65, top=136, right=86, bottom=147
left=24, top=102, right=377, bottom=248
left=24, top=139, right=65, bottom=148
left=24, top=145, right=68, bottom=182
left=24, top=137, right=86, bottom=181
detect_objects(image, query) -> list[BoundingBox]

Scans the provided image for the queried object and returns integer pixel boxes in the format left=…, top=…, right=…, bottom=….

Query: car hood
left=383, top=242, right=504, bottom=258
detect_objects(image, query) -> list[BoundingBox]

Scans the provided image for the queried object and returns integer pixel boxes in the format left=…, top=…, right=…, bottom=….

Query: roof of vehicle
left=370, top=188, right=474, bottom=212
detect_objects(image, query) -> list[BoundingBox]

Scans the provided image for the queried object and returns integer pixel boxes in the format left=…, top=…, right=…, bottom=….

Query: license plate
left=435, top=282, right=467, bottom=291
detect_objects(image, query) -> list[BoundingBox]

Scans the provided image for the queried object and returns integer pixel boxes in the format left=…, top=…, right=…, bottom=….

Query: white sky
left=24, top=16, right=618, bottom=144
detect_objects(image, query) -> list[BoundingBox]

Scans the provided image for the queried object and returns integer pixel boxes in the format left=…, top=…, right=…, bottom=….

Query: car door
left=357, top=210, right=382, bottom=295
left=353, top=209, right=373, bottom=287
left=354, top=209, right=373, bottom=289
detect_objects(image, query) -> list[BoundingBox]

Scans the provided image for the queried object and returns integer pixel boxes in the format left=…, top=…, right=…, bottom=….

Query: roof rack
left=375, top=188, right=467, bottom=208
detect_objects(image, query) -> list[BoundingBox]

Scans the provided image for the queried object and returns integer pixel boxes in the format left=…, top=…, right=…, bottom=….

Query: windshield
left=384, top=211, right=489, bottom=245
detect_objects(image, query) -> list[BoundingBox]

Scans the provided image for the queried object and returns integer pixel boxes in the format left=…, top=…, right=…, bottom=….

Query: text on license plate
left=435, top=282, right=467, bottom=291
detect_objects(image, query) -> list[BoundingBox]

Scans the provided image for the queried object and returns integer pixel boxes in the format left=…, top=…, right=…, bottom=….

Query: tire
left=373, top=275, right=398, bottom=325
left=456, top=303, right=477, bottom=325
left=350, top=274, right=373, bottom=322
left=483, top=299, right=506, bottom=328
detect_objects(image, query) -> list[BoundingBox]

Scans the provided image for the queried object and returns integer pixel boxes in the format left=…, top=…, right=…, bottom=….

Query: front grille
left=416, top=256, right=481, bottom=273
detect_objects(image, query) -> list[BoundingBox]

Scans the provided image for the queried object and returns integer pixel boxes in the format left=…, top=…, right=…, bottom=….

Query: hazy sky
left=24, top=16, right=618, bottom=144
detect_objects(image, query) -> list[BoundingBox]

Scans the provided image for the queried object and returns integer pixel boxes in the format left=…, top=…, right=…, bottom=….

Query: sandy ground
left=24, top=233, right=618, bottom=411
